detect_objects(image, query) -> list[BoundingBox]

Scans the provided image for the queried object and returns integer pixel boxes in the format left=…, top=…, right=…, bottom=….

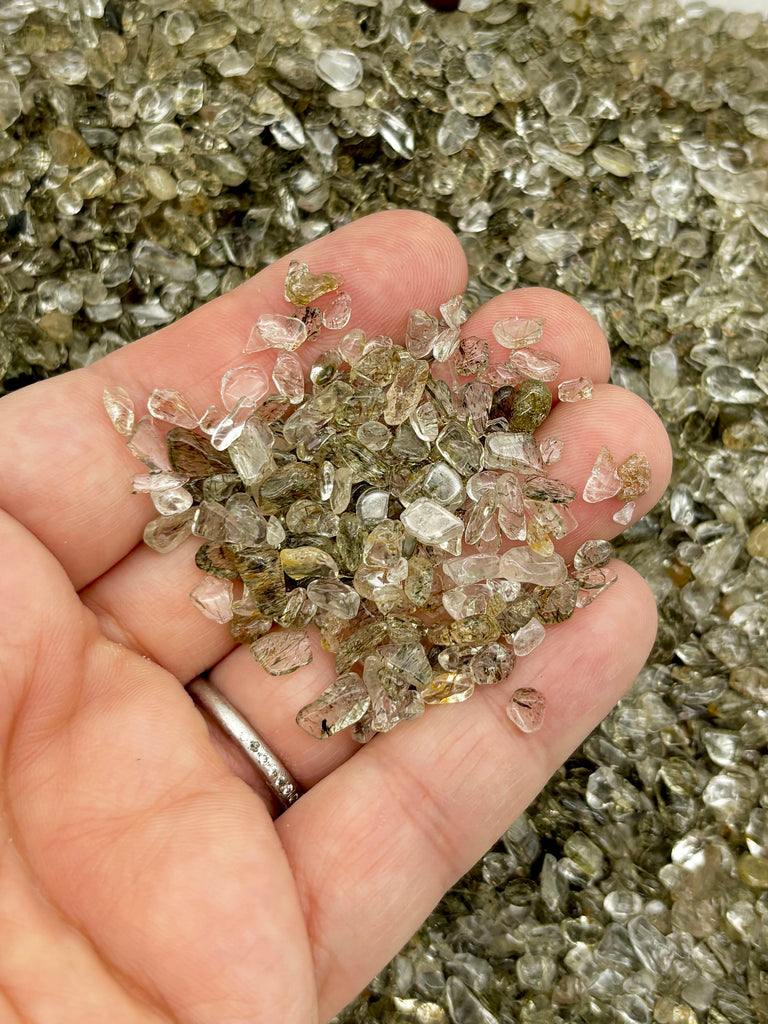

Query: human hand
left=0, top=211, right=671, bottom=1023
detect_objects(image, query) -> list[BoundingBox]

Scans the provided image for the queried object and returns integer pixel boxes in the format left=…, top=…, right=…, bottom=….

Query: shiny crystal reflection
left=5, top=0, right=766, bottom=1017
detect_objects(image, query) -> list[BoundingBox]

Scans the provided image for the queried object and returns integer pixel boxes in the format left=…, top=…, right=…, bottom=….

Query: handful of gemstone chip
left=104, top=262, right=650, bottom=741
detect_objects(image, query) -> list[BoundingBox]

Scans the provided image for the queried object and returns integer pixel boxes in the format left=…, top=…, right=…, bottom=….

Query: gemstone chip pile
left=107, top=263, right=642, bottom=740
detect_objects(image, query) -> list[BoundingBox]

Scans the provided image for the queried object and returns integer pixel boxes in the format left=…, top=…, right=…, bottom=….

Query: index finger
left=0, top=211, right=467, bottom=589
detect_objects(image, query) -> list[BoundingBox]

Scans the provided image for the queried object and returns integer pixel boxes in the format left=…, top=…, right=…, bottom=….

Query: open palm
left=0, top=211, right=671, bottom=1024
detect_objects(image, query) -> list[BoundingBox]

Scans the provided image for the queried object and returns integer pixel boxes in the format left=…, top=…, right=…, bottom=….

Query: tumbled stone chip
left=506, top=687, right=547, bottom=733
left=251, top=630, right=312, bottom=675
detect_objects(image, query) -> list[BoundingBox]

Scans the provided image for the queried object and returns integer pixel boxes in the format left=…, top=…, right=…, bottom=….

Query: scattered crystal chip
left=506, top=687, right=547, bottom=733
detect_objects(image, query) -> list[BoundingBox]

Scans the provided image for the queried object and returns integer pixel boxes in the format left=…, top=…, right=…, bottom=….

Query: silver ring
left=187, top=679, right=302, bottom=809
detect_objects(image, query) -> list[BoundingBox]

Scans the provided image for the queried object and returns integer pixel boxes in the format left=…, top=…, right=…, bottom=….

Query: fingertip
left=464, top=284, right=612, bottom=385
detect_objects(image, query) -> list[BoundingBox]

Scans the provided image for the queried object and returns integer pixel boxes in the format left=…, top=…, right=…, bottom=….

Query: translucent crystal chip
left=356, top=488, right=390, bottom=526
left=469, top=642, right=515, bottom=686
left=558, top=377, right=594, bottom=402
left=421, top=671, right=474, bottom=704
left=321, top=290, right=352, bottom=330
left=540, top=437, right=564, bottom=465
left=209, top=399, right=252, bottom=451
left=484, top=433, right=543, bottom=472
left=127, top=416, right=172, bottom=472
left=508, top=348, right=561, bottom=382
left=616, top=452, right=651, bottom=501
left=439, top=295, right=468, bottom=330
left=400, top=498, right=464, bottom=552
left=492, top=316, right=546, bottom=351
left=296, top=672, right=370, bottom=738
left=363, top=654, right=425, bottom=732
left=284, top=261, right=341, bottom=305
left=454, top=336, right=488, bottom=377
left=272, top=350, right=304, bottom=404
left=385, top=353, right=430, bottom=426
left=103, top=385, right=135, bottom=436
left=224, top=494, right=267, bottom=546
left=315, top=49, right=363, bottom=91
left=339, top=328, right=366, bottom=365
left=379, top=642, right=432, bottom=687
left=613, top=501, right=636, bottom=526
left=574, top=539, right=612, bottom=570
left=500, top=547, right=567, bottom=586
left=583, top=446, right=621, bottom=503
left=247, top=313, right=307, bottom=352
left=147, top=387, right=199, bottom=428
left=409, top=401, right=439, bottom=443
left=250, top=629, right=312, bottom=675
left=220, top=366, right=270, bottom=409
left=280, top=546, right=339, bottom=581
left=132, top=471, right=189, bottom=493
left=442, top=582, right=497, bottom=620
left=228, top=417, right=274, bottom=488
left=306, top=579, right=360, bottom=620
left=444, top=553, right=500, bottom=586
left=0, top=70, right=22, bottom=131
left=190, top=575, right=234, bottom=624
left=356, top=420, right=390, bottom=451
left=152, top=486, right=193, bottom=516
left=506, top=687, right=547, bottom=732
left=436, top=420, right=483, bottom=476
left=143, top=510, right=194, bottom=553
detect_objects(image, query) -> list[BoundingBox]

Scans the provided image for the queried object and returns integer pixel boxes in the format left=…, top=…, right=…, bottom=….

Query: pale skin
left=0, top=211, right=672, bottom=1024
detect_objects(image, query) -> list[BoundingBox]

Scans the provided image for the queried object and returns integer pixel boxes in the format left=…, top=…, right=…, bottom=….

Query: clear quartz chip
left=400, top=498, right=464, bottom=552
left=506, top=687, right=547, bottom=732
left=220, top=366, right=270, bottom=409
left=247, top=313, right=307, bottom=352
left=513, top=618, right=545, bottom=656
left=152, top=486, right=193, bottom=515
left=190, top=575, right=234, bottom=624
left=272, top=350, right=304, bottom=404
left=306, top=579, right=360, bottom=619
left=432, top=326, right=461, bottom=363
left=315, top=49, right=363, bottom=91
left=321, top=290, right=352, bottom=329
left=484, top=433, right=543, bottom=472
left=410, top=401, right=439, bottom=442
left=613, top=501, right=636, bottom=525
left=132, top=471, right=189, bottom=493
left=127, top=416, right=172, bottom=472
left=444, top=553, right=500, bottom=585
left=250, top=629, right=312, bottom=675
left=508, top=349, right=561, bottom=381
left=103, top=386, right=135, bottom=436
left=492, top=316, right=546, bottom=350
left=500, top=547, right=567, bottom=586
left=574, top=539, right=612, bottom=569
left=143, top=510, right=193, bottom=553
left=540, top=437, right=564, bottom=465
left=439, top=295, right=468, bottom=330
left=558, top=377, right=594, bottom=402
left=583, top=446, right=622, bottom=503
left=406, top=309, right=439, bottom=358
left=296, top=672, right=370, bottom=738
left=209, top=399, right=252, bottom=450
left=148, top=388, right=199, bottom=428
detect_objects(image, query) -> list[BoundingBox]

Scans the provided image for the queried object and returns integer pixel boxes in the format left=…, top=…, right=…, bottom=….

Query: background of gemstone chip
left=2, top=0, right=768, bottom=1020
